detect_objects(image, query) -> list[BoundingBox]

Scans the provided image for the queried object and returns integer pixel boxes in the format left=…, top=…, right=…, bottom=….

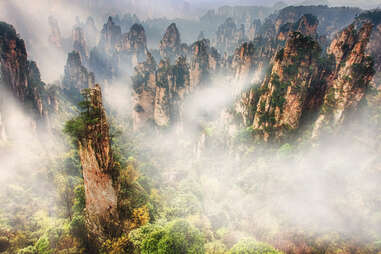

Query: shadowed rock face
left=72, top=26, right=89, bottom=67
left=355, top=10, right=381, bottom=87
left=160, top=23, right=184, bottom=61
left=277, top=14, right=319, bottom=41
left=98, top=16, right=121, bottom=54
left=132, top=53, right=190, bottom=130
left=0, top=22, right=50, bottom=139
left=77, top=85, right=119, bottom=243
left=117, top=23, right=148, bottom=74
left=215, top=18, right=246, bottom=54
left=48, top=16, right=63, bottom=48
left=62, top=51, right=94, bottom=99
left=190, top=39, right=220, bottom=90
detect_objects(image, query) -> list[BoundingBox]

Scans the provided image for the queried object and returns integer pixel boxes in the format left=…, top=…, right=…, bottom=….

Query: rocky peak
left=313, top=22, right=375, bottom=137
left=117, top=23, right=147, bottom=70
left=83, top=16, right=98, bottom=48
left=119, top=23, right=147, bottom=52
left=76, top=85, right=119, bottom=242
left=215, top=18, right=246, bottom=54
left=277, top=14, right=319, bottom=41
left=48, top=16, right=63, bottom=48
left=355, top=10, right=381, bottom=87
left=131, top=53, right=158, bottom=130
left=0, top=22, right=49, bottom=133
left=248, top=19, right=262, bottom=41
left=160, top=23, right=182, bottom=61
left=252, top=32, right=322, bottom=141
left=190, top=39, right=220, bottom=89
left=63, top=51, right=94, bottom=98
left=72, top=26, right=89, bottom=66
left=98, top=16, right=121, bottom=54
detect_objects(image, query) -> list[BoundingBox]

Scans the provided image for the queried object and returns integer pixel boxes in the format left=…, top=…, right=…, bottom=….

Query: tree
left=229, top=238, right=281, bottom=254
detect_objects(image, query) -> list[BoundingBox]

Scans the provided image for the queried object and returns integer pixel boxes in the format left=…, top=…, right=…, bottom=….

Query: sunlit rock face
left=215, top=18, right=246, bottom=54
left=313, top=22, right=375, bottom=137
left=252, top=32, right=322, bottom=141
left=0, top=22, right=50, bottom=138
left=62, top=51, right=94, bottom=98
left=77, top=85, right=119, bottom=243
left=160, top=23, right=188, bottom=62
left=354, top=10, right=381, bottom=87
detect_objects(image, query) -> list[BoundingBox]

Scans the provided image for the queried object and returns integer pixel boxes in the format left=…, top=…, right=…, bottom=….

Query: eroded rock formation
left=63, top=51, right=94, bottom=98
left=77, top=85, right=119, bottom=242
left=160, top=23, right=188, bottom=61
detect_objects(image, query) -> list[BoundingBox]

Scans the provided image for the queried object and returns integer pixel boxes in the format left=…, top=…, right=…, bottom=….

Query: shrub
left=229, top=238, right=281, bottom=254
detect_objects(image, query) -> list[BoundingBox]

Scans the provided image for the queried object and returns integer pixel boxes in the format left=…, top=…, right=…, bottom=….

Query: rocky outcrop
left=252, top=32, right=322, bottom=141
left=215, top=18, right=246, bottom=54
left=132, top=53, right=190, bottom=130
left=273, top=5, right=361, bottom=37
left=248, top=19, right=261, bottom=41
left=154, top=57, right=190, bottom=127
left=277, top=14, right=319, bottom=41
left=160, top=23, right=187, bottom=62
left=190, top=39, right=220, bottom=89
left=312, top=23, right=375, bottom=137
left=98, top=17, right=121, bottom=54
left=62, top=51, right=94, bottom=98
left=83, top=16, right=98, bottom=49
left=72, top=26, right=89, bottom=67
left=132, top=53, right=157, bottom=130
left=117, top=23, right=148, bottom=73
left=77, top=85, right=119, bottom=242
left=48, top=16, right=63, bottom=48
left=355, top=10, right=381, bottom=87
left=0, top=22, right=49, bottom=138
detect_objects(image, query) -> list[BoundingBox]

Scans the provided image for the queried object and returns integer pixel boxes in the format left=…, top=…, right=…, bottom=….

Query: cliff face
left=312, top=22, right=375, bottom=137
left=117, top=23, right=148, bottom=73
left=98, top=17, right=121, bottom=55
left=72, top=26, right=89, bottom=67
left=0, top=22, right=49, bottom=139
left=247, top=19, right=261, bottom=41
left=62, top=51, right=94, bottom=98
left=132, top=53, right=190, bottom=130
left=132, top=53, right=157, bottom=130
left=277, top=14, right=319, bottom=41
left=215, top=18, right=246, bottom=54
left=77, top=85, right=119, bottom=242
left=190, top=39, right=220, bottom=90
left=273, top=5, right=361, bottom=37
left=252, top=32, right=321, bottom=141
left=154, top=57, right=190, bottom=127
left=355, top=10, right=381, bottom=87
left=48, top=16, right=63, bottom=48
left=160, top=23, right=187, bottom=62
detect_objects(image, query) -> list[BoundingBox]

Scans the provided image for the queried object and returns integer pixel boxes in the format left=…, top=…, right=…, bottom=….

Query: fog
left=0, top=0, right=380, bottom=251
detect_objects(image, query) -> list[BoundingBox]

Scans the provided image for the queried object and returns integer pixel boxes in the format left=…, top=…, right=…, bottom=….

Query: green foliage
left=63, top=89, right=101, bottom=141
left=229, top=238, right=281, bottom=254
left=35, top=236, right=52, bottom=254
left=130, top=220, right=205, bottom=254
